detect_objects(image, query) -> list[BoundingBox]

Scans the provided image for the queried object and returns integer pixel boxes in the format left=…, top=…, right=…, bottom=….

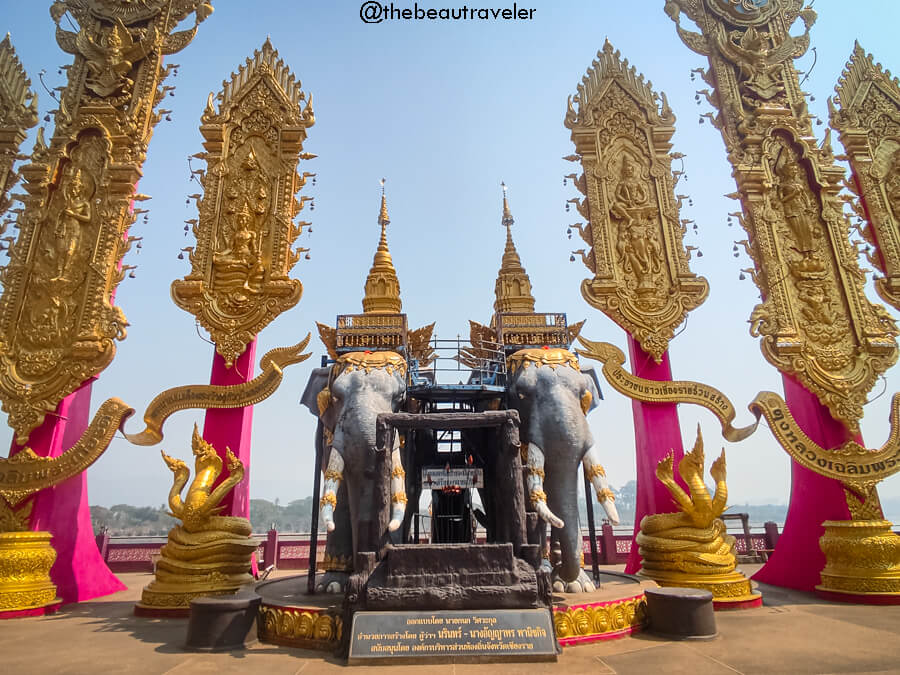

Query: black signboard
left=348, top=608, right=557, bottom=663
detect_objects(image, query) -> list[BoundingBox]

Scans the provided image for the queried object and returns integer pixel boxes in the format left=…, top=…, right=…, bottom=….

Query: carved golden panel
left=171, top=39, right=314, bottom=367
left=665, top=0, right=898, bottom=433
left=0, top=34, right=37, bottom=215
left=831, top=43, right=900, bottom=311
left=565, top=41, right=708, bottom=362
left=0, top=0, right=212, bottom=443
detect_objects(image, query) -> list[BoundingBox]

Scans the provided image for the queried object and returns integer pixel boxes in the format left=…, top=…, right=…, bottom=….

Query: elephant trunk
left=320, top=450, right=345, bottom=532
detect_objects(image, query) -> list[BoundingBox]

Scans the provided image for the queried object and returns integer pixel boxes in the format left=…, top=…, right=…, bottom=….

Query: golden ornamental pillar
left=0, top=34, right=37, bottom=216
left=171, top=39, right=315, bottom=519
left=0, top=0, right=213, bottom=609
left=564, top=41, right=709, bottom=575
left=664, top=0, right=900, bottom=597
left=830, top=43, right=900, bottom=311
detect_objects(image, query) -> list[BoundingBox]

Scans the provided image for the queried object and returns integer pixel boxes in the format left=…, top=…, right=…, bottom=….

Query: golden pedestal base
left=816, top=520, right=900, bottom=599
left=0, top=531, right=60, bottom=613
left=135, top=527, right=257, bottom=614
left=638, top=568, right=761, bottom=607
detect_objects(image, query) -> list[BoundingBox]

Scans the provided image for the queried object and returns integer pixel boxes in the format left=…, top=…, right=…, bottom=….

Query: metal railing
left=408, top=336, right=506, bottom=388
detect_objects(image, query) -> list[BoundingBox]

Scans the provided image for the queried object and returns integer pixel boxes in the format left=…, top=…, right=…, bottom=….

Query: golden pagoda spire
left=494, top=182, right=535, bottom=314
left=362, top=179, right=402, bottom=314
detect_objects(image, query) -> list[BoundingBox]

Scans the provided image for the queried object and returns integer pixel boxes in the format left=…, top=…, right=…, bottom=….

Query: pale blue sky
left=2, top=1, right=899, bottom=509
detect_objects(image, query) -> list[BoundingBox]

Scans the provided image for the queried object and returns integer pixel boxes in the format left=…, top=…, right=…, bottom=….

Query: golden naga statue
left=637, top=427, right=760, bottom=606
left=137, top=425, right=256, bottom=612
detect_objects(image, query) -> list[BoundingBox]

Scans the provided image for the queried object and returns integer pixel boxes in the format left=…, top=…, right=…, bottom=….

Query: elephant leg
left=389, top=436, right=407, bottom=532
left=582, top=446, right=620, bottom=525
left=317, top=482, right=352, bottom=594
left=524, top=442, right=563, bottom=528
left=320, top=450, right=345, bottom=532
left=545, top=459, right=585, bottom=587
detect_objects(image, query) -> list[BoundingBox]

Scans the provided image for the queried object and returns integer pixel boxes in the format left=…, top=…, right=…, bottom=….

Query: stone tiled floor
left=5, top=569, right=900, bottom=674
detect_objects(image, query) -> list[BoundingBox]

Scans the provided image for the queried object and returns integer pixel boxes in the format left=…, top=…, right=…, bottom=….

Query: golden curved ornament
left=0, top=0, right=212, bottom=444
left=137, top=425, right=255, bottom=612
left=663, top=0, right=898, bottom=435
left=576, top=337, right=759, bottom=442
left=565, top=40, right=708, bottom=363
left=637, top=428, right=760, bottom=605
left=123, top=335, right=311, bottom=446
left=830, top=43, right=900, bottom=312
left=171, top=39, right=314, bottom=368
left=0, top=397, right=132, bottom=508
left=579, top=333, right=900, bottom=592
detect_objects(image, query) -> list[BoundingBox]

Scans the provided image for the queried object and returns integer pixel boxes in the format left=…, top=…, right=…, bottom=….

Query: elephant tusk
left=583, top=446, right=620, bottom=525
left=389, top=439, right=407, bottom=532
left=321, top=450, right=344, bottom=532
left=525, top=442, right=565, bottom=528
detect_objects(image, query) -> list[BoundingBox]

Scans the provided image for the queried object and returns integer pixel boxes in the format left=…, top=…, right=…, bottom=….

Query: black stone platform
left=362, top=543, right=551, bottom=611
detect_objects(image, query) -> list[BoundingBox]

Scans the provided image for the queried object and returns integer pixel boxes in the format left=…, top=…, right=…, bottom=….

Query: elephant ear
left=300, top=366, right=331, bottom=417
left=581, top=367, right=603, bottom=413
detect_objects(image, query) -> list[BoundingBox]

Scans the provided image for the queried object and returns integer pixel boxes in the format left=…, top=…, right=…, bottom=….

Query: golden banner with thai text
left=577, top=336, right=900, bottom=487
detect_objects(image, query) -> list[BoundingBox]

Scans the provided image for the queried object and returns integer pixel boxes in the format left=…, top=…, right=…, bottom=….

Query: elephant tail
left=321, top=450, right=344, bottom=532
left=388, top=443, right=407, bottom=532
left=525, top=442, right=564, bottom=529
left=583, top=446, right=620, bottom=525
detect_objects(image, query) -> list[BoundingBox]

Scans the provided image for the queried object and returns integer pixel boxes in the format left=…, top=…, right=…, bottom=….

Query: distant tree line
left=96, top=485, right=898, bottom=535
left=91, top=497, right=316, bottom=536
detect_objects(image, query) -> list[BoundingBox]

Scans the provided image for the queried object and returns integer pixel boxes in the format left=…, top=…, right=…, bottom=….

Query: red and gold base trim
left=552, top=592, right=647, bottom=646
left=257, top=602, right=343, bottom=651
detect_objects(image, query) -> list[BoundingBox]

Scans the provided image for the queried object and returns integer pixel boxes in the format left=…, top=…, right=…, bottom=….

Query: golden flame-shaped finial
left=494, top=182, right=535, bottom=314
left=362, top=179, right=402, bottom=314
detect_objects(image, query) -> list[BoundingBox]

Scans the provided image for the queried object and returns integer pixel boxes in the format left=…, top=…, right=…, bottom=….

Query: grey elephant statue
left=506, top=346, right=619, bottom=593
left=300, top=350, right=409, bottom=593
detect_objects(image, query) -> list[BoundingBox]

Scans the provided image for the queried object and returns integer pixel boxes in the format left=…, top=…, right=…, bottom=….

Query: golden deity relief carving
left=664, top=0, right=898, bottom=433
left=565, top=41, right=708, bottom=363
left=0, top=0, right=212, bottom=443
left=0, top=34, right=38, bottom=216
left=830, top=43, right=900, bottom=311
left=171, top=39, right=314, bottom=368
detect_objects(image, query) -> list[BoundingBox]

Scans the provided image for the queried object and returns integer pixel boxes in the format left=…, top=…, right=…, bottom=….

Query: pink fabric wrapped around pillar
left=201, top=339, right=257, bottom=519
left=10, top=379, right=125, bottom=604
left=624, top=336, right=686, bottom=574
left=752, top=374, right=859, bottom=591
